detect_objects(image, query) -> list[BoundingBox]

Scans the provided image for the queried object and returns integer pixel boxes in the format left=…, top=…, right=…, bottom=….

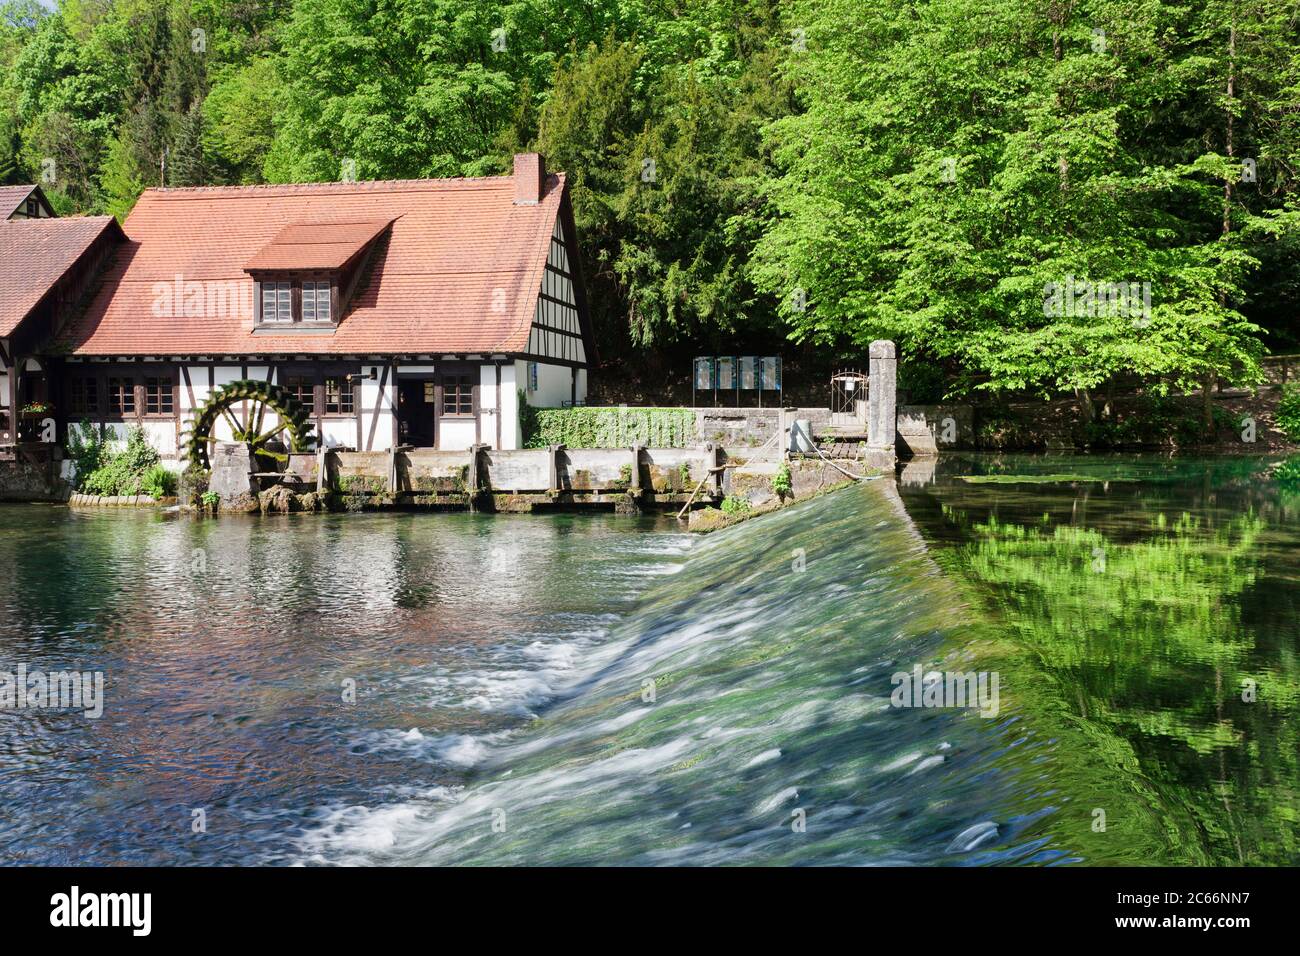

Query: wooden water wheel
left=183, top=379, right=316, bottom=471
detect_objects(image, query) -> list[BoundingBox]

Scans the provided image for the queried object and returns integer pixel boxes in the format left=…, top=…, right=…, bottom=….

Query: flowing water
left=0, top=454, right=1296, bottom=865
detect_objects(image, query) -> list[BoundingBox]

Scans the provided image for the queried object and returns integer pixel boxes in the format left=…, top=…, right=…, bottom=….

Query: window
left=442, top=376, right=473, bottom=416
left=145, top=377, right=173, bottom=415
left=302, top=281, right=332, bottom=322
left=423, top=382, right=436, bottom=403
left=528, top=362, right=538, bottom=392
left=25, top=199, right=39, bottom=218
left=284, top=375, right=316, bottom=412
left=69, top=377, right=98, bottom=414
left=324, top=376, right=353, bottom=415
left=108, top=377, right=134, bottom=415
left=258, top=278, right=334, bottom=324
left=261, top=281, right=292, bottom=323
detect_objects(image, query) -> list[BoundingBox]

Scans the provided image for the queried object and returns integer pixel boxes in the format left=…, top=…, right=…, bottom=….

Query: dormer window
left=245, top=218, right=395, bottom=331
left=262, top=280, right=293, bottom=323
left=253, top=276, right=336, bottom=326
left=302, top=280, right=332, bottom=322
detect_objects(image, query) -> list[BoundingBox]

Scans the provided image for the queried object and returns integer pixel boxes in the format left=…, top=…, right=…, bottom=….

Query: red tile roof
left=59, top=172, right=570, bottom=356
left=0, top=184, right=38, bottom=219
left=245, top=218, right=395, bottom=271
left=0, top=216, right=121, bottom=336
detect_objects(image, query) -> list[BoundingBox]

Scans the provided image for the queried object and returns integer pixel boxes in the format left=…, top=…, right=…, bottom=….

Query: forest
left=2, top=0, right=1298, bottom=412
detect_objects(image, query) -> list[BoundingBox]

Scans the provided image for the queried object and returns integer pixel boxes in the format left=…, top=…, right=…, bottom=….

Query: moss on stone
left=336, top=474, right=386, bottom=495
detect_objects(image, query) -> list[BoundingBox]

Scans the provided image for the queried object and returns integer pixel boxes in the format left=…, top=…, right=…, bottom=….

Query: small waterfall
left=298, top=483, right=1074, bottom=866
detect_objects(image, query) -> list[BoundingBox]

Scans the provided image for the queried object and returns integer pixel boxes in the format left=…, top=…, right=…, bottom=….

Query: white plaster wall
left=359, top=363, right=396, bottom=451
left=439, top=419, right=477, bottom=451
left=178, top=365, right=205, bottom=445
left=101, top=422, right=131, bottom=445
left=210, top=365, right=244, bottom=442
left=319, top=419, right=355, bottom=449
left=520, top=360, right=574, bottom=408
left=499, top=364, right=519, bottom=449
left=141, top=420, right=177, bottom=457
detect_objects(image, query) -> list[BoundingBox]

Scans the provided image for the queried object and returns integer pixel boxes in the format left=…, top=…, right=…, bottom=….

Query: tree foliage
left=1, top=0, right=1298, bottom=402
left=754, top=0, right=1299, bottom=406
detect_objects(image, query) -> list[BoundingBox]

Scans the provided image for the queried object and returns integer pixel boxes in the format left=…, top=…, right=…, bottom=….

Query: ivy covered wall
left=522, top=407, right=697, bottom=449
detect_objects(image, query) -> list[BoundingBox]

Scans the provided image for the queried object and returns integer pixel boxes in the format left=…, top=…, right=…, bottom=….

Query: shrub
left=517, top=390, right=539, bottom=446
left=65, top=419, right=110, bottom=486
left=82, top=427, right=161, bottom=496
left=142, top=464, right=177, bottom=500
left=721, top=494, right=751, bottom=516
left=1277, top=384, right=1300, bottom=441
left=772, top=462, right=792, bottom=499
left=1084, top=395, right=1222, bottom=448
left=975, top=408, right=1040, bottom=450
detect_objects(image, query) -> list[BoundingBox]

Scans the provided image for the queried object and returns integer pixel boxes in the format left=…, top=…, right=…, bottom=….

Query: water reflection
left=0, top=508, right=690, bottom=864
left=899, top=454, right=1300, bottom=865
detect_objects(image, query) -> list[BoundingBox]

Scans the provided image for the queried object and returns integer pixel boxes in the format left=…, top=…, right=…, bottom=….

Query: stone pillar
left=868, top=340, right=897, bottom=452
left=629, top=442, right=643, bottom=493
left=547, top=444, right=561, bottom=493
left=209, top=442, right=259, bottom=513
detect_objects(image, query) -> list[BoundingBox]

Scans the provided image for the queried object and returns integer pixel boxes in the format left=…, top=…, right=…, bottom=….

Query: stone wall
left=0, top=446, right=71, bottom=502
left=693, top=407, right=833, bottom=449
left=896, top=404, right=975, bottom=457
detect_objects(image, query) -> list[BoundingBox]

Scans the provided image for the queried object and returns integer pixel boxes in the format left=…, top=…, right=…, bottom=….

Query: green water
left=899, top=453, right=1300, bottom=865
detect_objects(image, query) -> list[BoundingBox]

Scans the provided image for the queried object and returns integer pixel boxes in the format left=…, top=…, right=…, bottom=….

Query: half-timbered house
left=0, top=209, right=124, bottom=452
left=25, top=153, right=591, bottom=461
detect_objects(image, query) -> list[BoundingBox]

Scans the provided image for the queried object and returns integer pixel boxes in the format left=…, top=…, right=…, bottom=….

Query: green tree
left=755, top=0, right=1282, bottom=414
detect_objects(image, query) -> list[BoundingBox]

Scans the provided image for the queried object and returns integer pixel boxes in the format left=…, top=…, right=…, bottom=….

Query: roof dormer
left=245, top=218, right=393, bottom=329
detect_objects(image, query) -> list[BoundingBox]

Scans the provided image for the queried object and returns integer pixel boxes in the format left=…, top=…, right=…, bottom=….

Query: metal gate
left=830, top=369, right=868, bottom=427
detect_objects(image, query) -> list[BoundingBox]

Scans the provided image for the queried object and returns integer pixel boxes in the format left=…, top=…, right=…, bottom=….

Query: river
left=0, top=453, right=1295, bottom=865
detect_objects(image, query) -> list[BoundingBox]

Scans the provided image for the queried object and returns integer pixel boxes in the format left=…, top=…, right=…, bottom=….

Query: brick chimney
left=513, top=153, right=546, bottom=205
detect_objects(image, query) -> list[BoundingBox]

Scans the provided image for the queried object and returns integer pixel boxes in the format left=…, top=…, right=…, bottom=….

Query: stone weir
left=201, top=442, right=732, bottom=515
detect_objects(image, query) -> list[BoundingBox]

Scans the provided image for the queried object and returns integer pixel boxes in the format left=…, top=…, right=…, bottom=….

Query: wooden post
left=468, top=443, right=486, bottom=510
left=387, top=445, right=397, bottom=494
left=709, top=442, right=723, bottom=496
left=316, top=445, right=326, bottom=493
